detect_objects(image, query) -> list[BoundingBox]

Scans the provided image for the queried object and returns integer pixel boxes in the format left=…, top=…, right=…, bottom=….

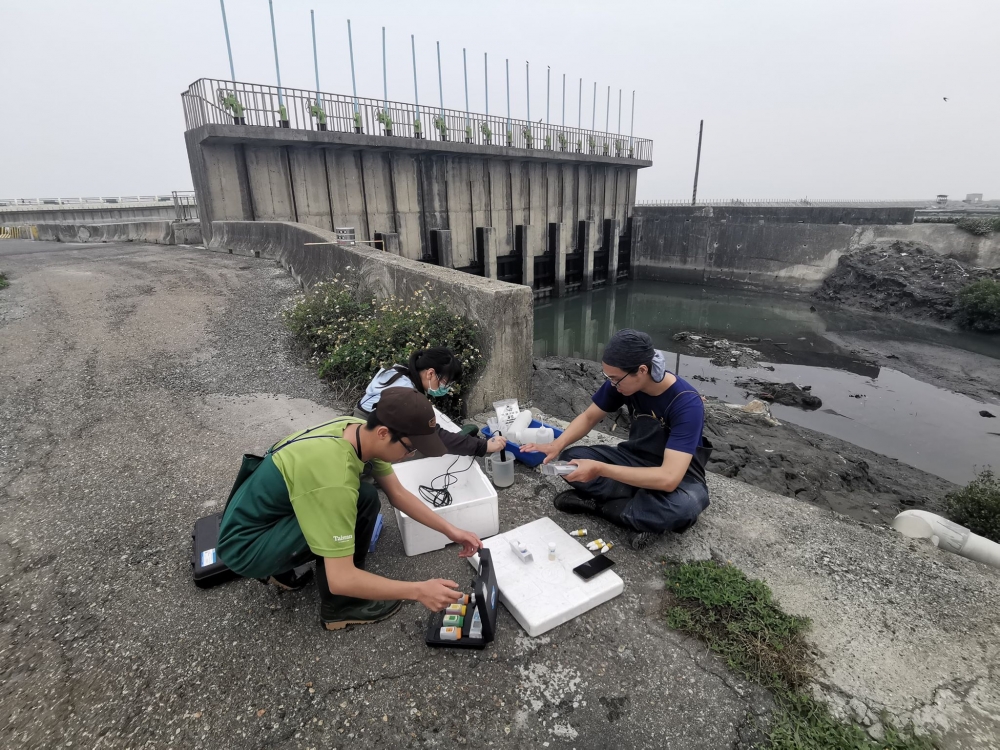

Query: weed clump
left=664, top=560, right=935, bottom=749
left=0, top=272, right=8, bottom=290
left=284, top=277, right=483, bottom=416
left=946, top=468, right=1000, bottom=542
left=956, top=279, right=1000, bottom=332
left=955, top=216, right=1000, bottom=237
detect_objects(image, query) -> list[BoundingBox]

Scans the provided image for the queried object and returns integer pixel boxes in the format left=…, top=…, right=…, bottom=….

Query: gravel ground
left=2, top=240, right=997, bottom=749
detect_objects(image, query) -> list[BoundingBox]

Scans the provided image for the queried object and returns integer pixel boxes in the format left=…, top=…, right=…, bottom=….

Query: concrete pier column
left=581, top=219, right=598, bottom=290
left=433, top=229, right=455, bottom=268
left=477, top=226, right=498, bottom=279
left=375, top=232, right=400, bottom=254
left=517, top=224, right=537, bottom=291
left=551, top=222, right=568, bottom=297
left=604, top=218, right=621, bottom=285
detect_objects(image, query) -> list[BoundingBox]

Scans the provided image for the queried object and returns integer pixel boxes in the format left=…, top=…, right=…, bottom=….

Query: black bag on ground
left=191, top=453, right=263, bottom=588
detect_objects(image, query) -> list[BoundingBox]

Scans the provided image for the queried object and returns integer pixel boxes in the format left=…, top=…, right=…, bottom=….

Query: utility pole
left=561, top=73, right=565, bottom=126
left=463, top=48, right=470, bottom=138
left=617, top=89, right=621, bottom=134
left=436, top=41, right=444, bottom=117
left=347, top=20, right=358, bottom=114
left=505, top=59, right=511, bottom=142
left=605, top=85, right=610, bottom=131
left=310, top=10, right=320, bottom=105
left=484, top=53, right=489, bottom=116
left=692, top=120, right=705, bottom=206
left=381, top=27, right=388, bottom=112
left=578, top=78, right=582, bottom=128
left=546, top=66, right=550, bottom=124
left=526, top=61, right=530, bottom=122
left=411, top=35, right=420, bottom=132
left=267, top=0, right=284, bottom=114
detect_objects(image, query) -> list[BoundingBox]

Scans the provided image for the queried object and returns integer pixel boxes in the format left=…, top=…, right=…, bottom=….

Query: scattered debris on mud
left=734, top=377, right=822, bottom=410
left=671, top=331, right=770, bottom=368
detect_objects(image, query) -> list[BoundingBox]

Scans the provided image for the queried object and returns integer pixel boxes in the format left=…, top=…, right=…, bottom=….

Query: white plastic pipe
left=892, top=510, right=1000, bottom=570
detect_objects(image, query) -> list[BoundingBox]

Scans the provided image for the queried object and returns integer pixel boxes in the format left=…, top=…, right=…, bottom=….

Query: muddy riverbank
left=530, top=357, right=957, bottom=525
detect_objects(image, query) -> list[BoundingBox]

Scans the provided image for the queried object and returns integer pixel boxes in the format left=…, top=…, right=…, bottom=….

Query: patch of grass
left=956, top=279, right=1000, bottom=333
left=0, top=272, right=8, bottom=290
left=946, top=468, right=1000, bottom=543
left=955, top=216, right=1000, bottom=237
left=664, top=561, right=935, bottom=750
left=284, top=277, right=483, bottom=416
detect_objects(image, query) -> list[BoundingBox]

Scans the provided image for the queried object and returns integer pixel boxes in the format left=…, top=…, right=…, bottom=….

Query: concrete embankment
left=632, top=205, right=1000, bottom=291
left=207, top=220, right=533, bottom=414
left=32, top=220, right=202, bottom=245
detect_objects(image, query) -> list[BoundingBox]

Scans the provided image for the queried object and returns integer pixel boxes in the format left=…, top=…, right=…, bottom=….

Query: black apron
left=619, top=391, right=713, bottom=484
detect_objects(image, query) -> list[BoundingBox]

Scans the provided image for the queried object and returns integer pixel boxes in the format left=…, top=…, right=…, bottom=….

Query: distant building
left=936, top=194, right=949, bottom=205
left=965, top=193, right=983, bottom=204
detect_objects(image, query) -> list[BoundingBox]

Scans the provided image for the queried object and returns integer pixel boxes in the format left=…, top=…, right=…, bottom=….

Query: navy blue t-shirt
left=592, top=374, right=706, bottom=458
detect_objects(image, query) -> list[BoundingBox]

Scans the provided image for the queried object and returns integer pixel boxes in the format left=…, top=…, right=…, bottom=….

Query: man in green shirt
left=218, top=388, right=482, bottom=630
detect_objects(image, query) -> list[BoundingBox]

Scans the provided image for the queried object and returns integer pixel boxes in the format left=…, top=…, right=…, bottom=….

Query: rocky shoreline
left=530, top=357, right=956, bottom=525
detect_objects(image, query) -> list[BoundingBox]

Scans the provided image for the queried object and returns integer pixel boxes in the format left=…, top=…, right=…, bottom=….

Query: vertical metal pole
left=411, top=35, right=420, bottom=127
left=526, top=61, right=530, bottom=122
left=591, top=81, right=596, bottom=130
left=267, top=0, right=283, bottom=109
left=436, top=41, right=444, bottom=116
left=692, top=120, right=704, bottom=206
left=310, top=10, right=320, bottom=105
left=605, top=85, right=610, bottom=131
left=382, top=27, right=388, bottom=112
left=546, top=66, right=550, bottom=124
left=617, top=89, right=621, bottom=134
left=347, top=20, right=358, bottom=113
left=561, top=73, right=565, bottom=126
left=484, top=53, right=489, bottom=116
left=219, top=0, right=236, bottom=82
left=463, top=48, right=470, bottom=136
left=578, top=78, right=582, bottom=127
left=630, top=90, right=635, bottom=153
left=505, top=58, right=511, bottom=141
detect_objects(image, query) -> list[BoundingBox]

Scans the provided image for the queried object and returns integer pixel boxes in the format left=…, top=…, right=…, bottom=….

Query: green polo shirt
left=270, top=417, right=393, bottom=558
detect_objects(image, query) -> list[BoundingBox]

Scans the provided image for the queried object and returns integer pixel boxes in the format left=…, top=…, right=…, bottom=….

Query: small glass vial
left=548, top=542, right=557, bottom=561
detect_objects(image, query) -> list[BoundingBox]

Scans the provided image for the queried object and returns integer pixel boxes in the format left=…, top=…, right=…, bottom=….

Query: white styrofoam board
left=433, top=407, right=461, bottom=434
left=468, top=516, right=624, bottom=637
left=392, top=456, right=499, bottom=556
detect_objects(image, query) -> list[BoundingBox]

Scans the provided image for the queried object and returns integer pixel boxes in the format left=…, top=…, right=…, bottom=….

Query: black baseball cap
left=374, top=389, right=448, bottom=457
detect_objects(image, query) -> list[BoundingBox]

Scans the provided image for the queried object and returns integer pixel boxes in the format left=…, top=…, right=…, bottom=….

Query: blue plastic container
left=481, top=420, right=564, bottom=468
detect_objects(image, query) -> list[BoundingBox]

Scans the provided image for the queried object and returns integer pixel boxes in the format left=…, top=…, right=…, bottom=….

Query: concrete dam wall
left=632, top=205, right=1000, bottom=291
left=185, top=124, right=646, bottom=294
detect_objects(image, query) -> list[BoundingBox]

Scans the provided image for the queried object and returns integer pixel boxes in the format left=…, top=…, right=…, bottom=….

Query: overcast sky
left=2, top=0, right=996, bottom=201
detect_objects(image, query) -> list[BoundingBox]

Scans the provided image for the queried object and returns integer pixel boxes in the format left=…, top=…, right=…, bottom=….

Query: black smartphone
left=572, top=555, right=616, bottom=581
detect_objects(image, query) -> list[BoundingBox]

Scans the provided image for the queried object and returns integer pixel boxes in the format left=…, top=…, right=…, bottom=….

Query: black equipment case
left=425, top=548, right=500, bottom=650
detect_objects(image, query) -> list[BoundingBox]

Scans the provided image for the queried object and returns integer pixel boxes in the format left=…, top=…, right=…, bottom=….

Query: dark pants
left=560, top=444, right=710, bottom=533
left=219, top=455, right=381, bottom=578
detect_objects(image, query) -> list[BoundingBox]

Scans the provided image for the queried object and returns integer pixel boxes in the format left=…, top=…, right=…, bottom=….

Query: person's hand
left=564, top=459, right=605, bottom=483
left=447, top=527, right=482, bottom=558
left=520, top=441, right=562, bottom=463
left=414, top=578, right=463, bottom=611
left=486, top=436, right=508, bottom=453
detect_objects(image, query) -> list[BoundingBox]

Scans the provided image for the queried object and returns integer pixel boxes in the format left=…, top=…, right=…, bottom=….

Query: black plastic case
left=425, top=548, right=499, bottom=650
left=191, top=512, right=239, bottom=588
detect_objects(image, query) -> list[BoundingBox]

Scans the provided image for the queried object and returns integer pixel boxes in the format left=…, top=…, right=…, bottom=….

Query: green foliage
left=376, top=109, right=393, bottom=129
left=433, top=116, right=448, bottom=136
left=466, top=124, right=474, bottom=140
left=278, top=104, right=287, bottom=121
left=413, top=118, right=422, bottom=133
left=0, top=272, right=8, bottom=290
left=543, top=135, right=552, bottom=149
left=956, top=216, right=1000, bottom=236
left=522, top=126, right=533, bottom=147
left=308, top=104, right=327, bottom=124
left=557, top=132, right=567, bottom=149
left=665, top=561, right=935, bottom=750
left=946, top=468, right=1000, bottom=542
left=614, top=139, right=623, bottom=155
left=480, top=121, right=492, bottom=143
left=284, top=278, right=484, bottom=416
left=588, top=135, right=596, bottom=151
left=220, top=93, right=244, bottom=118
left=353, top=111, right=363, bottom=129
left=956, top=279, right=1000, bottom=332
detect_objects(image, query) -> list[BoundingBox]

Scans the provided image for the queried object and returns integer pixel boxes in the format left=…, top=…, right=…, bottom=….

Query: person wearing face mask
left=522, top=329, right=713, bottom=550
left=355, top=347, right=506, bottom=457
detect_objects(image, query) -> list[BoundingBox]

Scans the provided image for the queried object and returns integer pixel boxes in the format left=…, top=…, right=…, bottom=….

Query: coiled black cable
left=418, top=455, right=479, bottom=507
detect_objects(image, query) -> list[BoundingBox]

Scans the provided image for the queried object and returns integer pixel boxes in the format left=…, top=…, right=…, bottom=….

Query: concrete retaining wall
left=208, top=220, right=533, bottom=414
left=185, top=124, right=645, bottom=291
left=0, top=203, right=186, bottom=225
left=633, top=206, right=1000, bottom=291
left=33, top=221, right=202, bottom=246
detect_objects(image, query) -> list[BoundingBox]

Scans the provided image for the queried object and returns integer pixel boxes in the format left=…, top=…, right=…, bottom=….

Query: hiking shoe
left=321, top=597, right=403, bottom=631
left=553, top=490, right=597, bottom=515
left=627, top=530, right=663, bottom=550
left=260, top=566, right=314, bottom=591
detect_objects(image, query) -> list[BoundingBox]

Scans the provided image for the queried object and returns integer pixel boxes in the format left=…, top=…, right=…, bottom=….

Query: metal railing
left=172, top=190, right=198, bottom=221
left=0, top=195, right=177, bottom=207
left=637, top=198, right=931, bottom=207
left=182, top=77, right=653, bottom=162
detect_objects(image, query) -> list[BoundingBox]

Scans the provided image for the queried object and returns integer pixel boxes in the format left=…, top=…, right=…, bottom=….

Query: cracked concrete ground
left=1, top=240, right=997, bottom=749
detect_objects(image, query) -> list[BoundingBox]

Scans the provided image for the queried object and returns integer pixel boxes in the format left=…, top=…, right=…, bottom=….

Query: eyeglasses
left=400, top=438, right=417, bottom=456
left=603, top=369, right=636, bottom=388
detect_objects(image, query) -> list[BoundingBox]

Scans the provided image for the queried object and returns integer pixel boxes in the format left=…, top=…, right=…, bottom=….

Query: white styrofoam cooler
left=391, top=455, right=499, bottom=556
left=468, top=517, right=624, bottom=636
